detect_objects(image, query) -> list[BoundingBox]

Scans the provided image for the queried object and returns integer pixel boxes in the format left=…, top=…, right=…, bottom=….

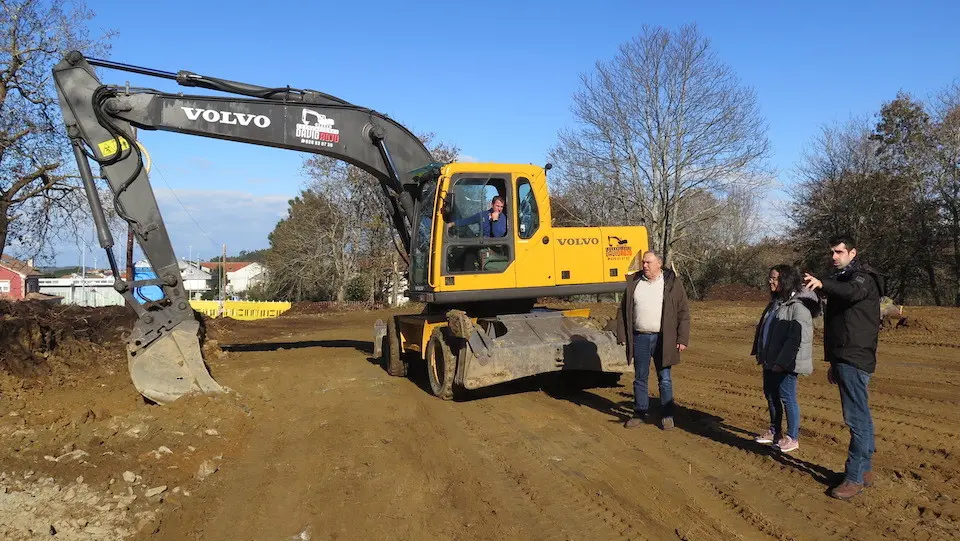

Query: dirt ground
left=1, top=300, right=958, bottom=540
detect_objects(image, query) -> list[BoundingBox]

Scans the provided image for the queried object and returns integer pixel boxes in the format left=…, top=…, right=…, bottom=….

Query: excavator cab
left=406, top=163, right=645, bottom=302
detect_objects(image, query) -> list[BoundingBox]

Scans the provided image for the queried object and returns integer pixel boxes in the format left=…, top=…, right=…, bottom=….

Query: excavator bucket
left=128, top=319, right=224, bottom=404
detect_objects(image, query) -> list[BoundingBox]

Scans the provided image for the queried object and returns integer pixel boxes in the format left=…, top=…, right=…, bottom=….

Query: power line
left=151, top=162, right=223, bottom=252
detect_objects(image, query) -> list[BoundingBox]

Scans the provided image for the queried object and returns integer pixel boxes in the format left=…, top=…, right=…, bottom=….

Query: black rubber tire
left=425, top=327, right=456, bottom=400
left=384, top=316, right=407, bottom=377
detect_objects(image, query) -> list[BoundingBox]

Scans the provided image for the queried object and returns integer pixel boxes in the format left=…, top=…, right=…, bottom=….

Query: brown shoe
left=661, top=417, right=675, bottom=430
left=830, top=480, right=864, bottom=500
left=624, top=415, right=646, bottom=428
left=863, top=470, right=874, bottom=487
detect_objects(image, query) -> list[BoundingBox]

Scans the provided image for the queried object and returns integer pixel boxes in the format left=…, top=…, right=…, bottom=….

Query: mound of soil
left=0, top=300, right=134, bottom=380
left=282, top=301, right=386, bottom=316
left=703, top=283, right=768, bottom=302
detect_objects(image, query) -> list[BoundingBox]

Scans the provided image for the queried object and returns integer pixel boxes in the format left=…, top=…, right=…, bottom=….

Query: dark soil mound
left=0, top=300, right=134, bottom=378
left=704, top=283, right=768, bottom=302
left=282, top=301, right=385, bottom=316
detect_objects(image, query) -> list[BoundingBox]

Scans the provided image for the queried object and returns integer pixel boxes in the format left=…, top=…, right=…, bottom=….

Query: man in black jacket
left=804, top=233, right=883, bottom=500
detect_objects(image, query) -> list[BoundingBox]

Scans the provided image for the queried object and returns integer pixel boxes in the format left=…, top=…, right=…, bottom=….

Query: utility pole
left=221, top=243, right=226, bottom=301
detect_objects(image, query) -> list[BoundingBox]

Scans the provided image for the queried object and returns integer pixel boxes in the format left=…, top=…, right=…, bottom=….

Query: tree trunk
left=924, top=258, right=941, bottom=305
left=0, top=202, right=8, bottom=259
left=391, top=254, right=399, bottom=307
left=920, top=230, right=941, bottom=305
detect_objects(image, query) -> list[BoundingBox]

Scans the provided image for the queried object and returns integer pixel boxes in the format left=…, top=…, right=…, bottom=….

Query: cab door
left=514, top=175, right=555, bottom=288
left=437, top=173, right=516, bottom=292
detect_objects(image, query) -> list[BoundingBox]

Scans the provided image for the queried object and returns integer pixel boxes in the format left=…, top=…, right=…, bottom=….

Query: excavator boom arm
left=51, top=52, right=435, bottom=404
left=54, top=52, right=434, bottom=255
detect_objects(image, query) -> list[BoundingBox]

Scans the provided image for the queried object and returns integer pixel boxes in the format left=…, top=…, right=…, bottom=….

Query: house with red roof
left=0, top=255, right=43, bottom=300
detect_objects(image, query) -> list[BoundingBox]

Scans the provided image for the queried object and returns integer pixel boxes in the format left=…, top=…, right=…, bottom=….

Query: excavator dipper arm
left=52, top=52, right=435, bottom=403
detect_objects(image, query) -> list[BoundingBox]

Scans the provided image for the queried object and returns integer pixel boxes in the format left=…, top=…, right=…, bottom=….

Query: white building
left=38, top=277, right=125, bottom=307
left=226, top=262, right=265, bottom=295
left=199, top=261, right=266, bottom=298
left=386, top=275, right=410, bottom=306
left=179, top=260, right=212, bottom=299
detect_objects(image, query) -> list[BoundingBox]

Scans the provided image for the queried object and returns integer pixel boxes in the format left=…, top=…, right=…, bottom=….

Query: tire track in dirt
left=136, top=304, right=960, bottom=541
left=515, top=388, right=794, bottom=541
left=630, top=339, right=960, bottom=540
left=578, top=387, right=849, bottom=539
left=447, top=396, right=659, bottom=541
left=690, top=384, right=956, bottom=455
left=679, top=370, right=960, bottom=460
left=580, top=383, right=950, bottom=540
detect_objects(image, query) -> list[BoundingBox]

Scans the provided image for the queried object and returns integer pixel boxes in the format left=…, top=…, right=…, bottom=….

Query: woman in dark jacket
left=751, top=264, right=821, bottom=453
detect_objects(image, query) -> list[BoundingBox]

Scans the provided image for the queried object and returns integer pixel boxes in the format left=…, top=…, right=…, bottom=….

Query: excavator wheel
left=425, top=327, right=456, bottom=400
left=384, top=316, right=407, bottom=377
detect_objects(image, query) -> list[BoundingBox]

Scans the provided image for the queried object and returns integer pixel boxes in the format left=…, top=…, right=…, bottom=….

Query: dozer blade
left=128, top=319, right=224, bottom=404
left=455, top=311, right=631, bottom=390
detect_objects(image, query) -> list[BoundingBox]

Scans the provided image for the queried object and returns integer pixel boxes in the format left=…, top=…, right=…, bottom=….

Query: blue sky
left=55, top=0, right=960, bottom=266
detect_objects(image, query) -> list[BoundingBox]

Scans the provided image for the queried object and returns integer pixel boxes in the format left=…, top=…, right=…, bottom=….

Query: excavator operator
left=446, top=195, right=509, bottom=272
left=447, top=195, right=508, bottom=238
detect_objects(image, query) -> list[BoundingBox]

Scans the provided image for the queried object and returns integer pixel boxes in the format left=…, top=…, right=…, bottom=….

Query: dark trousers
left=632, top=332, right=674, bottom=417
left=834, top=362, right=876, bottom=484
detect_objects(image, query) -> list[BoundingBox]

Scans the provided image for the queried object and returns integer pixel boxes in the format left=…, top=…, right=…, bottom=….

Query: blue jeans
left=762, top=369, right=800, bottom=440
left=632, top=332, right=674, bottom=417
left=833, top=362, right=875, bottom=484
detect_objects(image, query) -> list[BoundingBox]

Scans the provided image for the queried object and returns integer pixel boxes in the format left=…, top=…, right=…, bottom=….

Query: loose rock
left=196, top=460, right=219, bottom=481
left=144, top=486, right=167, bottom=498
left=55, top=449, right=89, bottom=462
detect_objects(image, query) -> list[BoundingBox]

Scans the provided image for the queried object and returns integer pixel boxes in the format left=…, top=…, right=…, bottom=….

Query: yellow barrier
left=189, top=300, right=292, bottom=320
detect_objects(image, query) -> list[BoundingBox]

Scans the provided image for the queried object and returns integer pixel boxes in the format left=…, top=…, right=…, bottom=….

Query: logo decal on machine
left=295, top=109, right=340, bottom=148
left=605, top=235, right=632, bottom=259
left=180, top=107, right=271, bottom=128
left=557, top=237, right=599, bottom=246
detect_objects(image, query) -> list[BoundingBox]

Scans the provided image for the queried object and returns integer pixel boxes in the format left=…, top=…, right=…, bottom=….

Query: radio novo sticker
left=296, top=109, right=340, bottom=148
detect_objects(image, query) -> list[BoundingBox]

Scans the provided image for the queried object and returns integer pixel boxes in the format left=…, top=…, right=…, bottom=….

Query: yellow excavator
left=52, top=52, right=648, bottom=403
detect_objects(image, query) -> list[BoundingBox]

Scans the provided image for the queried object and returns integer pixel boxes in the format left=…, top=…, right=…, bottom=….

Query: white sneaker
left=755, top=428, right=776, bottom=444
left=776, top=435, right=799, bottom=453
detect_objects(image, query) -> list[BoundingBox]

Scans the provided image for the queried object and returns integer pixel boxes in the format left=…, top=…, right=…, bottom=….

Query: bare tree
left=0, top=0, right=113, bottom=260
left=934, top=83, right=960, bottom=305
left=300, top=156, right=385, bottom=301
left=871, top=92, right=942, bottom=304
left=549, top=24, right=770, bottom=264
left=789, top=116, right=924, bottom=298
left=264, top=190, right=343, bottom=301
left=265, top=132, right=459, bottom=302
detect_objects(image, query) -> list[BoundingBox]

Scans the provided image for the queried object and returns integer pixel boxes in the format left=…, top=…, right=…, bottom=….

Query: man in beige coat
left=616, top=251, right=691, bottom=430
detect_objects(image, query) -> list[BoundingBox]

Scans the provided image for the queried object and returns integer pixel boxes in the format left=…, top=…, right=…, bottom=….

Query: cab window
left=443, top=176, right=512, bottom=273
left=516, top=177, right=539, bottom=240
